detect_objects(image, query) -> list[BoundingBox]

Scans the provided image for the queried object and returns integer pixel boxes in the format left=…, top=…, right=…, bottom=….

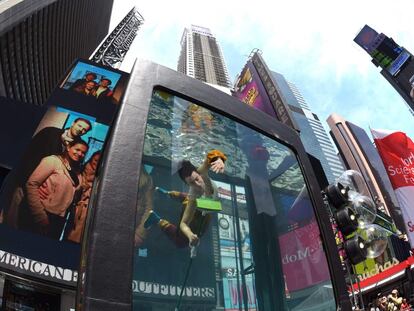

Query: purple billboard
left=233, top=52, right=298, bottom=131
left=233, top=62, right=277, bottom=118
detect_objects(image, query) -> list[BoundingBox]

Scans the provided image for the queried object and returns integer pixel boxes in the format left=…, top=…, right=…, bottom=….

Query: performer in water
left=144, top=149, right=226, bottom=247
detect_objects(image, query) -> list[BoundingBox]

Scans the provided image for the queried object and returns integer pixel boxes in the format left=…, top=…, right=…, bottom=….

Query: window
left=132, top=90, right=336, bottom=310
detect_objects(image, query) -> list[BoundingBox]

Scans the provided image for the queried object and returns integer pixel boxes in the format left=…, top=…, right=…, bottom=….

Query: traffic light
left=325, top=170, right=388, bottom=265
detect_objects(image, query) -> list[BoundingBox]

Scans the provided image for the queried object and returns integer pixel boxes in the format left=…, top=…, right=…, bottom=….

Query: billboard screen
left=354, top=25, right=406, bottom=71
left=0, top=59, right=129, bottom=285
left=354, top=25, right=379, bottom=54
left=387, top=49, right=411, bottom=76
left=233, top=62, right=277, bottom=118
left=233, top=52, right=298, bottom=131
left=60, top=61, right=125, bottom=105
left=371, top=36, right=404, bottom=70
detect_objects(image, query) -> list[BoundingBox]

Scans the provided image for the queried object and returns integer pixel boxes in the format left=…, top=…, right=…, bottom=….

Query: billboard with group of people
left=0, top=59, right=129, bottom=286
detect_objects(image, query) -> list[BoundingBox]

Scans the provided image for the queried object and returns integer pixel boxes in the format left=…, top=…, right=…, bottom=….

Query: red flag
left=371, top=129, right=414, bottom=247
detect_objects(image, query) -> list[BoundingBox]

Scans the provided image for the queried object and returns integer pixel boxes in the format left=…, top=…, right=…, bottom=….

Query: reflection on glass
left=132, top=90, right=336, bottom=310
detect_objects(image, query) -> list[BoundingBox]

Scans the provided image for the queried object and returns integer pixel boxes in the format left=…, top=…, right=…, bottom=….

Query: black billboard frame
left=79, top=59, right=352, bottom=311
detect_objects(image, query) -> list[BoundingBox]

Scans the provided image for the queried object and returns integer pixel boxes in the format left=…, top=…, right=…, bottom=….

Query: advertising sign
left=233, top=63, right=277, bottom=118
left=60, top=61, right=125, bottom=105
left=370, top=35, right=403, bottom=69
left=0, top=59, right=129, bottom=285
left=278, top=219, right=331, bottom=292
left=387, top=49, right=411, bottom=76
left=354, top=25, right=405, bottom=71
left=371, top=129, right=414, bottom=247
left=353, top=25, right=379, bottom=54
left=250, top=53, right=298, bottom=131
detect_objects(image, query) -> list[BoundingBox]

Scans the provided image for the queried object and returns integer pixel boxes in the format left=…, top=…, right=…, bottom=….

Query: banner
left=371, top=129, right=414, bottom=247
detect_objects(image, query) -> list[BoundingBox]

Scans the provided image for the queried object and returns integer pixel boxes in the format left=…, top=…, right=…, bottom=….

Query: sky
left=110, top=0, right=414, bottom=141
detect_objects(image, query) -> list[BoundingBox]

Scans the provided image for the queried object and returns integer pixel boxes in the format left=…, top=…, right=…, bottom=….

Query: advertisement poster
left=0, top=59, right=129, bottom=285
left=372, top=129, right=414, bottom=247
left=60, top=60, right=125, bottom=105
left=278, top=219, right=330, bottom=292
left=233, top=63, right=277, bottom=118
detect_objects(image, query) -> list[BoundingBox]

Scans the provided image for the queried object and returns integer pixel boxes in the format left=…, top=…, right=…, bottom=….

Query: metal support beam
left=91, top=7, right=144, bottom=69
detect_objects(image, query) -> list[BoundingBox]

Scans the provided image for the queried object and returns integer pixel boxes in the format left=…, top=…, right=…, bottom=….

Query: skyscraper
left=327, top=113, right=412, bottom=271
left=271, top=72, right=345, bottom=183
left=0, top=0, right=114, bottom=105
left=327, top=113, right=404, bottom=231
left=177, top=25, right=232, bottom=88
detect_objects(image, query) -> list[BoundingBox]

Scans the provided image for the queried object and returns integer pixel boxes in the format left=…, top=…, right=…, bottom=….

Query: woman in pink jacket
left=22, top=138, right=89, bottom=239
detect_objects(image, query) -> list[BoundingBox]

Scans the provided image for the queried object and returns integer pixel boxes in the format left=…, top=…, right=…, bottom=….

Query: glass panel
left=132, top=90, right=336, bottom=310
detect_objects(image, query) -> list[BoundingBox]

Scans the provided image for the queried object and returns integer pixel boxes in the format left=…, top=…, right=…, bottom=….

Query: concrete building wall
left=0, top=0, right=113, bottom=105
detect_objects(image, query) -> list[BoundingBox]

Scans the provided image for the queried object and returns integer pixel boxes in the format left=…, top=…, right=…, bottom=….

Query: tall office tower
left=271, top=72, right=345, bottom=183
left=0, top=0, right=114, bottom=105
left=177, top=25, right=232, bottom=88
left=327, top=113, right=405, bottom=232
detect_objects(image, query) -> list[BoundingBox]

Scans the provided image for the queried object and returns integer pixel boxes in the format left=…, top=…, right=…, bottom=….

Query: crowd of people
left=0, top=117, right=101, bottom=242
left=69, top=72, right=114, bottom=101
left=369, top=289, right=412, bottom=311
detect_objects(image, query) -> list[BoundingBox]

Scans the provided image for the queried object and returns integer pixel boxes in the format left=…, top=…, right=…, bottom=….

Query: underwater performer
left=144, top=149, right=226, bottom=247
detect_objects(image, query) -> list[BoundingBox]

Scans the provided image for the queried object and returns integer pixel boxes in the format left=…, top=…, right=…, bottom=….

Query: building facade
left=177, top=25, right=232, bottom=88
left=270, top=71, right=344, bottom=183
left=327, top=113, right=405, bottom=231
left=0, top=0, right=114, bottom=105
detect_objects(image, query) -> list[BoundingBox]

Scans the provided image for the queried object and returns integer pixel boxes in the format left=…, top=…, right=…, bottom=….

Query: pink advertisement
left=233, top=63, right=277, bottom=118
left=278, top=219, right=331, bottom=292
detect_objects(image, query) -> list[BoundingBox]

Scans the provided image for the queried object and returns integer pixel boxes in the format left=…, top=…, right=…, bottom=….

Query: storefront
left=0, top=272, right=75, bottom=311
left=351, top=255, right=414, bottom=308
